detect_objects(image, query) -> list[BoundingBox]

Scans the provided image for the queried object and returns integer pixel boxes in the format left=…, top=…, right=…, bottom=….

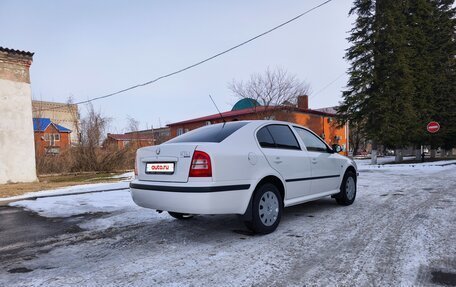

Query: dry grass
left=0, top=172, right=129, bottom=198
left=36, top=146, right=136, bottom=174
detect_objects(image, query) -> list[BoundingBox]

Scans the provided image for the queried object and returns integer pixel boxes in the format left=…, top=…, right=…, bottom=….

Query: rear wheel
left=168, top=211, right=194, bottom=220
left=244, top=183, right=283, bottom=234
left=335, top=170, right=357, bottom=206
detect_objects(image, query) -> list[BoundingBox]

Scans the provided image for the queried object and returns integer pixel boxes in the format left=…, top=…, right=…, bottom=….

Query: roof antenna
left=209, top=94, right=226, bottom=123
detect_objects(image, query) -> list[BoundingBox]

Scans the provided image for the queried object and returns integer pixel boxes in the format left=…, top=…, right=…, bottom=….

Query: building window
left=205, top=121, right=211, bottom=126
left=177, top=128, right=184, bottom=136
left=45, top=147, right=60, bottom=155
left=44, top=134, right=60, bottom=141
left=184, top=128, right=189, bottom=133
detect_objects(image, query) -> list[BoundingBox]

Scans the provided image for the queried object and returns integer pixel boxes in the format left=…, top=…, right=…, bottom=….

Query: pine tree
left=336, top=0, right=376, bottom=155
left=407, top=0, right=437, bottom=148
left=407, top=0, right=456, bottom=151
left=339, top=0, right=455, bottom=159
left=429, top=0, right=456, bottom=151
left=370, top=1, right=418, bottom=151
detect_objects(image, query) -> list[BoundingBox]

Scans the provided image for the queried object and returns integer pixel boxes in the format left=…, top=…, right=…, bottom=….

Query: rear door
left=257, top=124, right=312, bottom=199
left=293, top=127, right=342, bottom=194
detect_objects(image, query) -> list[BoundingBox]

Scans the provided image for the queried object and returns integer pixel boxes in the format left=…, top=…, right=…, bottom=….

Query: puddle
left=8, top=267, right=33, bottom=273
left=431, top=270, right=456, bottom=286
left=232, top=229, right=255, bottom=236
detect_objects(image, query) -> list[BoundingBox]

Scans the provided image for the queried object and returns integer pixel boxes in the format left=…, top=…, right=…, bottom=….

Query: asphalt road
left=0, top=165, right=455, bottom=286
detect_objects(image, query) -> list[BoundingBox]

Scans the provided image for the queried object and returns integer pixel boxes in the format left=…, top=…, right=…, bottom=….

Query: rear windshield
left=167, top=122, right=248, bottom=143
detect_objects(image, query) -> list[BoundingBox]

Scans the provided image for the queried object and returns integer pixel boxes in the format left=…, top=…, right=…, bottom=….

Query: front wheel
left=335, top=170, right=357, bottom=206
left=168, top=211, right=194, bottom=220
left=244, top=183, right=283, bottom=234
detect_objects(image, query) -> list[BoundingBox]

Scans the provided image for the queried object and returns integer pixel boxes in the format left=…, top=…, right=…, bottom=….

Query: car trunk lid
left=137, top=144, right=198, bottom=183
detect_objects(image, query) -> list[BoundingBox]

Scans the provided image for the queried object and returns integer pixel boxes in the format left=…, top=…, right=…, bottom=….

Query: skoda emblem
left=156, top=148, right=161, bottom=155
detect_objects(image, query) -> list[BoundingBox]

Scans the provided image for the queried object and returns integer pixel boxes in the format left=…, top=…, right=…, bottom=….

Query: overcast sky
left=0, top=0, right=354, bottom=132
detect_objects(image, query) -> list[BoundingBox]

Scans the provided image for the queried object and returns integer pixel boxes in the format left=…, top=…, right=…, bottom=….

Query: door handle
left=273, top=156, right=282, bottom=164
left=311, top=158, right=317, bottom=164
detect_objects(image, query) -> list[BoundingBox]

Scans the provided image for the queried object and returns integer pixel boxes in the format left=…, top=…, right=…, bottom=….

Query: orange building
left=167, top=96, right=349, bottom=155
left=33, top=118, right=71, bottom=156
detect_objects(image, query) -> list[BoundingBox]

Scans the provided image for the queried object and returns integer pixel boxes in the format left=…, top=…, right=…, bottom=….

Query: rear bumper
left=130, top=180, right=254, bottom=215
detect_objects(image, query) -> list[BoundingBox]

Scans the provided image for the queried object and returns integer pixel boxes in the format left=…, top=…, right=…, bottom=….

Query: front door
left=293, top=127, right=342, bottom=194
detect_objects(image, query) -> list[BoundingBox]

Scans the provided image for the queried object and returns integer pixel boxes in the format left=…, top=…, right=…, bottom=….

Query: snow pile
left=9, top=189, right=161, bottom=230
left=356, top=158, right=456, bottom=175
left=110, top=171, right=135, bottom=180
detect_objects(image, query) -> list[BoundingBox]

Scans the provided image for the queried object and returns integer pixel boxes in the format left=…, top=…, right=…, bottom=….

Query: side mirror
left=332, top=144, right=342, bottom=153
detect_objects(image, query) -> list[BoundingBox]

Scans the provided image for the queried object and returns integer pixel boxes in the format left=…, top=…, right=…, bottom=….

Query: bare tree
left=80, top=104, right=110, bottom=148
left=229, top=67, right=310, bottom=118
left=126, top=115, right=139, bottom=133
left=125, top=115, right=148, bottom=149
left=66, top=96, right=81, bottom=146
left=69, top=104, right=111, bottom=171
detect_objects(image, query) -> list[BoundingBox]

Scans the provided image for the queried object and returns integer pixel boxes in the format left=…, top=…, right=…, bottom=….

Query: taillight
left=134, top=155, right=138, bottom=176
left=189, top=150, right=212, bottom=177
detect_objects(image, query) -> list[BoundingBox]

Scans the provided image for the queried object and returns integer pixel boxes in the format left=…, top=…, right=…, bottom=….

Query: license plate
left=146, top=162, right=175, bottom=174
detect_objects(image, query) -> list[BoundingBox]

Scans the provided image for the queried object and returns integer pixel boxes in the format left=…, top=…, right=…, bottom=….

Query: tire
left=244, top=183, right=283, bottom=234
left=168, top=211, right=194, bottom=220
left=335, top=170, right=357, bottom=206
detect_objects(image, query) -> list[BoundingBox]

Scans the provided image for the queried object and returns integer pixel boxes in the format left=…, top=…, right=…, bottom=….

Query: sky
left=0, top=0, right=354, bottom=132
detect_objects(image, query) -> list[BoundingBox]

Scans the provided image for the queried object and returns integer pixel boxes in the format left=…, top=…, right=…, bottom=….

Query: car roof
left=202, top=120, right=308, bottom=132
left=211, top=119, right=297, bottom=126
left=242, top=120, right=304, bottom=128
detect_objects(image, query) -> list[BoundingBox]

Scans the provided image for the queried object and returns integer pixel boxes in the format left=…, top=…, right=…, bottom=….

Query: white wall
left=0, top=78, right=37, bottom=183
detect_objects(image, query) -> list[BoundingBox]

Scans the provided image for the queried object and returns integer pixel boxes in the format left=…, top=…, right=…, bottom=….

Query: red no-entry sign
left=427, top=121, right=440, bottom=133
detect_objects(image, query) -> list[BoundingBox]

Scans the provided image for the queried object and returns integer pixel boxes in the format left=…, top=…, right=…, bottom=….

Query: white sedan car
left=130, top=120, right=357, bottom=234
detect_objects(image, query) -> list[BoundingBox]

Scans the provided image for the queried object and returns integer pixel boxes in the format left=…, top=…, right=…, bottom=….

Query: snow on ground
left=110, top=171, right=134, bottom=179
left=356, top=157, right=456, bottom=175
left=355, top=155, right=416, bottom=165
left=9, top=190, right=155, bottom=231
left=355, top=155, right=456, bottom=167
left=1, top=161, right=455, bottom=286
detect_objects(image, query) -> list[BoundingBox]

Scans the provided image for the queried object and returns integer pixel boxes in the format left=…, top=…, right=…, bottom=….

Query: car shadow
left=107, top=197, right=341, bottom=248
left=282, top=197, right=339, bottom=218
left=2, top=197, right=343, bottom=258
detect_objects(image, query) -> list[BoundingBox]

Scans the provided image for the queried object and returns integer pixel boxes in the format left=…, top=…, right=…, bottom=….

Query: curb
left=0, top=187, right=129, bottom=206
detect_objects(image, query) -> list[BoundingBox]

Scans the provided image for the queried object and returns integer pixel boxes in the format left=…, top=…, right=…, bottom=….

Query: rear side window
left=167, top=122, right=248, bottom=143
left=257, top=127, right=275, bottom=148
left=257, top=125, right=300, bottom=150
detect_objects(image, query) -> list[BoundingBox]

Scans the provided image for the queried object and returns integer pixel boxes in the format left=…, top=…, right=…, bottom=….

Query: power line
left=34, top=0, right=334, bottom=112
left=310, top=71, right=345, bottom=99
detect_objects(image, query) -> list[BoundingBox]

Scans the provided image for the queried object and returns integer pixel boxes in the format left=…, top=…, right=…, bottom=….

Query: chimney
left=297, top=95, right=308, bottom=110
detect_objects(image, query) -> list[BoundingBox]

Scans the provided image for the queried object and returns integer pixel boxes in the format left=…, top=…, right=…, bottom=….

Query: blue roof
left=33, top=118, right=71, bottom=133
left=33, top=118, right=51, bottom=131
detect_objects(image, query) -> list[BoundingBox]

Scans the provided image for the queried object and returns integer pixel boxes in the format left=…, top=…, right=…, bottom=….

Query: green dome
left=232, top=98, right=261, bottom=111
